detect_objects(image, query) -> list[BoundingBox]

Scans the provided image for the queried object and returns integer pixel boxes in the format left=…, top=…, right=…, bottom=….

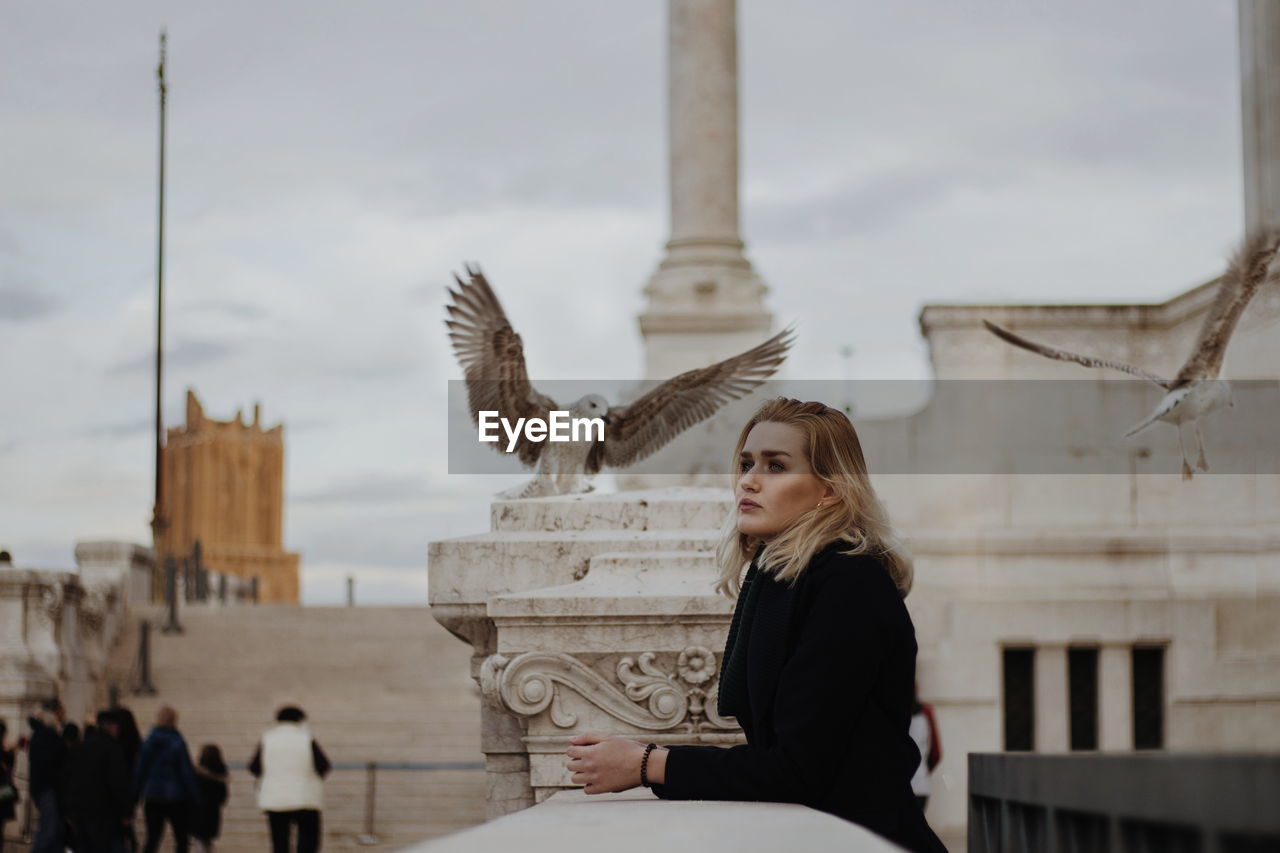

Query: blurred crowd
left=0, top=700, right=329, bottom=853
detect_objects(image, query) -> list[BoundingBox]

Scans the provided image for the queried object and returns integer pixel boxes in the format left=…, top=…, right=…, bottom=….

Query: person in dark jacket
left=28, top=697, right=68, bottom=853
left=111, top=708, right=143, bottom=853
left=1, top=720, right=18, bottom=853
left=565, top=398, right=948, bottom=853
left=135, top=706, right=199, bottom=853
left=64, top=710, right=133, bottom=853
left=190, top=745, right=228, bottom=853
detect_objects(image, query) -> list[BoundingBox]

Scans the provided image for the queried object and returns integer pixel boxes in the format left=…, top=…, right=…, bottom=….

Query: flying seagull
left=446, top=265, right=794, bottom=498
left=983, top=229, right=1280, bottom=480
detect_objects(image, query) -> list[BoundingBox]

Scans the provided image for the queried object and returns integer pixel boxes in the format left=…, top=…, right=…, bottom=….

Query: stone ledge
left=488, top=551, right=730, bottom=619
left=405, top=788, right=904, bottom=852
left=490, top=487, right=732, bottom=533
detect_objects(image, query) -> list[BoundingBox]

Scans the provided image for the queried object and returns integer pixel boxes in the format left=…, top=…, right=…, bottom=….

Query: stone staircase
left=107, top=605, right=485, bottom=852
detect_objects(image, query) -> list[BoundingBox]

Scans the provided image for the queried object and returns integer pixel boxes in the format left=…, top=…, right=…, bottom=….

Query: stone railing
left=175, top=563, right=261, bottom=606
left=968, top=753, right=1280, bottom=852
left=0, top=564, right=128, bottom=728
left=405, top=788, right=903, bottom=852
left=75, top=541, right=154, bottom=603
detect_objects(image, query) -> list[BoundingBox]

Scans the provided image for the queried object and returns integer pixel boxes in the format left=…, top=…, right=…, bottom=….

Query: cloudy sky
left=0, top=1, right=1245, bottom=603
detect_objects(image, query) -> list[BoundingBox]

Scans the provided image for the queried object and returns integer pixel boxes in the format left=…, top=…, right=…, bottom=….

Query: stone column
left=1034, top=645, right=1069, bottom=752
left=640, top=0, right=772, bottom=380
left=1240, top=0, right=1280, bottom=232
left=1099, top=644, right=1134, bottom=751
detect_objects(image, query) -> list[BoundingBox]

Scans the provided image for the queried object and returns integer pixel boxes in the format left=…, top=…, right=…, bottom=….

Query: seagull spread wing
left=982, top=320, right=1173, bottom=389
left=1171, top=229, right=1280, bottom=386
left=585, top=328, right=795, bottom=474
left=445, top=265, right=556, bottom=467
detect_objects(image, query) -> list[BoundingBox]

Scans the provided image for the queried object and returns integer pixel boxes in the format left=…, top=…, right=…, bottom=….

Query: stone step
left=489, top=487, right=731, bottom=532
left=102, top=605, right=485, bottom=853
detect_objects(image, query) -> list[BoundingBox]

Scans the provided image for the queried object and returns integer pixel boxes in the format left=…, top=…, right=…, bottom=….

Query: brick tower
left=157, top=389, right=300, bottom=603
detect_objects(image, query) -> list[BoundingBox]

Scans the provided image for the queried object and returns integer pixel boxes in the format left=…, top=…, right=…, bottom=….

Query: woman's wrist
left=643, top=746, right=668, bottom=786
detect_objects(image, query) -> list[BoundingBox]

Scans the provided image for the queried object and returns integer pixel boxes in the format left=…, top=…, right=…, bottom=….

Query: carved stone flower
left=677, top=646, right=715, bottom=685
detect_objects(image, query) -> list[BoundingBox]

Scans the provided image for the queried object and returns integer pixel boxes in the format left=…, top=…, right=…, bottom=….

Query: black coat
left=0, top=747, right=17, bottom=822
left=652, top=541, right=947, bottom=853
left=26, top=717, right=67, bottom=800
left=191, top=770, right=228, bottom=840
left=64, top=729, right=133, bottom=845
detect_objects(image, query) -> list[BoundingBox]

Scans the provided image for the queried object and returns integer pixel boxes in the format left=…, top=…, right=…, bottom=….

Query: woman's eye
left=739, top=460, right=752, bottom=471
left=769, top=461, right=784, bottom=471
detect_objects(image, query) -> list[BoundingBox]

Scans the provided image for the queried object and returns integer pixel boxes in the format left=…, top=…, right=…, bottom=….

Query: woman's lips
left=738, top=499, right=760, bottom=510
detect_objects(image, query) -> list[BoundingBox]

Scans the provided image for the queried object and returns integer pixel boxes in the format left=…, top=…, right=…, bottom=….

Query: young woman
left=565, top=398, right=947, bottom=853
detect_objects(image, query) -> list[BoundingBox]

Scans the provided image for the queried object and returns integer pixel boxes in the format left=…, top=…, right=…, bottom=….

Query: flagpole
left=150, top=30, right=168, bottom=581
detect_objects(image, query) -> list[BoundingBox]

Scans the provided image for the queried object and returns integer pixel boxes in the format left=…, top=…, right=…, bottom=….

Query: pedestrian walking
left=28, top=698, right=68, bottom=853
left=135, top=707, right=199, bottom=853
left=64, top=709, right=133, bottom=853
left=249, top=707, right=331, bottom=853
left=190, top=746, right=228, bottom=853
left=111, top=708, right=142, bottom=853
left=0, top=720, right=19, bottom=853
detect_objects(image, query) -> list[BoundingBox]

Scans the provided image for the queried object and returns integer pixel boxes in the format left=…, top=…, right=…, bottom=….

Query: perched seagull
left=445, top=265, right=794, bottom=498
left=983, top=230, right=1280, bottom=480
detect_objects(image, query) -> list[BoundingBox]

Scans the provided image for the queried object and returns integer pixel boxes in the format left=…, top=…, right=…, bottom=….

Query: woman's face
left=735, top=421, right=833, bottom=540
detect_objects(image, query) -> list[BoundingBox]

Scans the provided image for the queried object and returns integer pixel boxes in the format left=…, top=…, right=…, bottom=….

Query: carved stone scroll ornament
left=480, top=647, right=739, bottom=733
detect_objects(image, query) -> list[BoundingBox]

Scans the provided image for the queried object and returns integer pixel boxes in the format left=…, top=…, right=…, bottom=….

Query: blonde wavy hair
left=714, top=397, right=913, bottom=599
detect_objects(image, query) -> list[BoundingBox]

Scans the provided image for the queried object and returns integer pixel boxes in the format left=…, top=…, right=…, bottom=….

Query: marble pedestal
left=427, top=488, right=742, bottom=817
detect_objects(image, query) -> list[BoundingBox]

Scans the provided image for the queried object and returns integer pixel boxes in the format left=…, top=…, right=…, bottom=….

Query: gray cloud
left=0, top=281, right=59, bottom=321
left=281, top=417, right=334, bottom=434
left=178, top=301, right=270, bottom=321
left=78, top=418, right=152, bottom=439
left=108, top=340, right=235, bottom=375
left=750, top=164, right=1005, bottom=245
left=292, top=474, right=432, bottom=506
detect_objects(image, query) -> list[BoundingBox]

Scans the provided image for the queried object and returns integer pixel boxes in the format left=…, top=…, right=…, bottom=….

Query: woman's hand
left=564, top=733, right=648, bottom=794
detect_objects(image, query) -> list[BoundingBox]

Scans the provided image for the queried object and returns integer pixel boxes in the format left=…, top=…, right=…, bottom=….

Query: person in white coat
left=248, top=707, right=331, bottom=853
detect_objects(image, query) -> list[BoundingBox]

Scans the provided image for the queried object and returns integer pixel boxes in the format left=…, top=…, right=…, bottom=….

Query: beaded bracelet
left=639, top=742, right=658, bottom=788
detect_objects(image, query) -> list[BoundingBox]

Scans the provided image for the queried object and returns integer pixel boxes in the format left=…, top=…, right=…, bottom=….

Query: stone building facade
left=157, top=389, right=300, bottom=603
left=895, top=270, right=1280, bottom=834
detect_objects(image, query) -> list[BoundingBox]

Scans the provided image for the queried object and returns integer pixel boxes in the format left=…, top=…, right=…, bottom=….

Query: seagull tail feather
left=1123, top=411, right=1162, bottom=438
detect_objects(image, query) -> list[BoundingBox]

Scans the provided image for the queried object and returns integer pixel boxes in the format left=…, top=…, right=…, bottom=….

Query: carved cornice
left=481, top=648, right=738, bottom=733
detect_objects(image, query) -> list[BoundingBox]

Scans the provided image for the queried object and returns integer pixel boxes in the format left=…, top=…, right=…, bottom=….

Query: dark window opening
left=1133, top=645, right=1165, bottom=750
left=1003, top=646, right=1035, bottom=751
left=1068, top=647, right=1099, bottom=751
